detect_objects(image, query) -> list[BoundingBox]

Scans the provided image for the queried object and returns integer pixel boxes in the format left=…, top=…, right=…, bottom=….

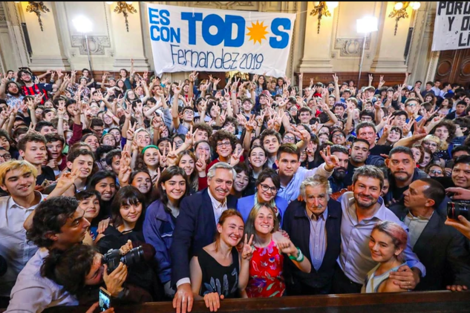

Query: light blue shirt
left=308, top=208, right=328, bottom=271
left=278, top=163, right=333, bottom=202
left=6, top=248, right=78, bottom=313
left=337, top=192, right=426, bottom=284
left=0, top=193, right=46, bottom=297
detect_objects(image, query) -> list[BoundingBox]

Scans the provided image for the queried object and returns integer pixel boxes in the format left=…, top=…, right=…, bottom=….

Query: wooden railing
left=38, top=291, right=470, bottom=313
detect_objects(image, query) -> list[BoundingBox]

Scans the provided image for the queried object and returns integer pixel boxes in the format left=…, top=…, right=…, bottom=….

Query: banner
left=147, top=4, right=296, bottom=76
left=432, top=1, right=470, bottom=51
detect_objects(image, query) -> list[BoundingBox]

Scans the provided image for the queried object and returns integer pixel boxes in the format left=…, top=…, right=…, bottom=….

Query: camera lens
left=121, top=246, right=144, bottom=266
left=447, top=202, right=469, bottom=219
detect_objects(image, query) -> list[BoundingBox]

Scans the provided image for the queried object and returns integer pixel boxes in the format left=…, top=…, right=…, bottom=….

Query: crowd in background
left=0, top=63, right=470, bottom=312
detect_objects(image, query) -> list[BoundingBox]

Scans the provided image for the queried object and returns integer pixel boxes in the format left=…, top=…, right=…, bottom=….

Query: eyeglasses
left=406, top=103, right=418, bottom=107
left=217, top=141, right=231, bottom=147
left=430, top=170, right=443, bottom=175
left=333, top=134, right=344, bottom=139
left=284, top=136, right=295, bottom=141
left=0, top=153, right=11, bottom=160
left=259, top=183, right=277, bottom=194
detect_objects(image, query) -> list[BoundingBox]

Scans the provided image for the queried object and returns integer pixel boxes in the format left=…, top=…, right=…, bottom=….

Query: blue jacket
left=143, top=199, right=175, bottom=284
left=237, top=195, right=289, bottom=226
left=170, top=189, right=238, bottom=287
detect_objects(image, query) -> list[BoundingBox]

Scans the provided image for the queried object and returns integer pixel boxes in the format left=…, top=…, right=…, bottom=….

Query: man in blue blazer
left=171, top=162, right=238, bottom=313
left=282, top=175, right=342, bottom=295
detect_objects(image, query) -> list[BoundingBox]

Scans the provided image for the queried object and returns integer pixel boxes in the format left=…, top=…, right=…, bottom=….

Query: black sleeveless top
left=197, top=248, right=240, bottom=298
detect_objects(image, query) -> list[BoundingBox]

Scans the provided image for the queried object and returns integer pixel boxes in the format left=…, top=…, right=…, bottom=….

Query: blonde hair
left=422, top=135, right=443, bottom=150
left=0, top=160, right=38, bottom=185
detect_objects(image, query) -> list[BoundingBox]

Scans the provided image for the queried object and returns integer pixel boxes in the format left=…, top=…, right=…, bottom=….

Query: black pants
left=332, top=263, right=362, bottom=294
left=0, top=296, right=10, bottom=309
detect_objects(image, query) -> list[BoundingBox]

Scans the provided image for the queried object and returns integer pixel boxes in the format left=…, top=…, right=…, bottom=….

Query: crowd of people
left=0, top=64, right=470, bottom=313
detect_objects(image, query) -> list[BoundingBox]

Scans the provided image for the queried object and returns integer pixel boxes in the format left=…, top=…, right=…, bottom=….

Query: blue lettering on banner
left=149, top=8, right=181, bottom=43
left=270, top=18, right=291, bottom=49
left=180, top=11, right=289, bottom=49
left=170, top=45, right=264, bottom=70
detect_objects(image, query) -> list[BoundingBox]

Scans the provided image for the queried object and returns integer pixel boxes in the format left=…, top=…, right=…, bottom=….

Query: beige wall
left=0, top=1, right=438, bottom=82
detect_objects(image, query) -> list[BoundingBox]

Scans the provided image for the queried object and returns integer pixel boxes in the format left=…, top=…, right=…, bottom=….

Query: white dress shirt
left=6, top=248, right=78, bottom=313
left=0, top=192, right=46, bottom=297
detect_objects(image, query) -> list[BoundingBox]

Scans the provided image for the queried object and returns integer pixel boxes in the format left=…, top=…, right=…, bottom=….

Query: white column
left=298, top=2, right=335, bottom=72
left=19, top=1, right=70, bottom=70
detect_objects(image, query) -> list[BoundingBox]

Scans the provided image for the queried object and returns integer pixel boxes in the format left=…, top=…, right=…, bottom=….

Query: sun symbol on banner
left=246, top=21, right=269, bottom=44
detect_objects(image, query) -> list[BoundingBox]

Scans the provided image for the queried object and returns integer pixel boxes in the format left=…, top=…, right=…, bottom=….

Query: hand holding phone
left=99, top=287, right=112, bottom=312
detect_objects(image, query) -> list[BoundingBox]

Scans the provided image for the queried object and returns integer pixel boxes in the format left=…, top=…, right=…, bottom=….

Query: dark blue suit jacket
left=170, top=188, right=238, bottom=287
left=282, top=199, right=342, bottom=294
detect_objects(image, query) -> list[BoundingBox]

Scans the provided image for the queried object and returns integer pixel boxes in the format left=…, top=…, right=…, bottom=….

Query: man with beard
left=333, top=165, right=426, bottom=293
left=344, top=139, right=370, bottom=186
left=328, top=145, right=349, bottom=192
left=6, top=197, right=91, bottom=312
left=0, top=78, right=24, bottom=107
left=384, top=146, right=427, bottom=206
left=16, top=69, right=62, bottom=105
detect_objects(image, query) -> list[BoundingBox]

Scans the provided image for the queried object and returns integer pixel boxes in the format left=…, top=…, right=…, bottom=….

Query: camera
left=447, top=202, right=469, bottom=220
left=102, top=246, right=144, bottom=273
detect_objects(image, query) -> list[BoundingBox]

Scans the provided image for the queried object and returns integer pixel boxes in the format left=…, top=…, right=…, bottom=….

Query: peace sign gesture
left=241, top=234, right=254, bottom=260
left=184, top=125, right=194, bottom=147
left=320, top=145, right=340, bottom=172
left=173, top=81, right=183, bottom=95
left=229, top=147, right=244, bottom=167
left=195, top=154, right=207, bottom=174
left=56, top=167, right=80, bottom=192
left=166, top=142, right=179, bottom=167
left=127, top=122, right=136, bottom=140
left=402, top=117, right=414, bottom=136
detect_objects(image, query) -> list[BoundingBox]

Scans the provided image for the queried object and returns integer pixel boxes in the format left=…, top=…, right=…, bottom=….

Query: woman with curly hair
left=431, top=120, right=456, bottom=160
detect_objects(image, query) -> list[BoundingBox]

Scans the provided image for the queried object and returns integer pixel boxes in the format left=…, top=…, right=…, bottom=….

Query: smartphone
left=99, top=287, right=112, bottom=312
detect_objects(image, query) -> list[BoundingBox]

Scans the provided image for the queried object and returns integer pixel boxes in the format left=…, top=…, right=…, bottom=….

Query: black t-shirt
left=369, top=144, right=393, bottom=156
left=36, top=166, right=56, bottom=186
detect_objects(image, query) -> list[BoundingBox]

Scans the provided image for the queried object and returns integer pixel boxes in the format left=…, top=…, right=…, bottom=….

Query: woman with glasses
left=237, top=168, right=288, bottom=227
left=0, top=147, right=12, bottom=164
left=425, top=163, right=445, bottom=177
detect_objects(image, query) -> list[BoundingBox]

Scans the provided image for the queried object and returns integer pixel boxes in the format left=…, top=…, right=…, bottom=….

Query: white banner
left=147, top=4, right=296, bottom=76
left=432, top=1, right=470, bottom=51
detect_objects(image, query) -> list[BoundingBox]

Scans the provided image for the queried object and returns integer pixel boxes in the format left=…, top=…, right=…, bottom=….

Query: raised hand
left=184, top=125, right=195, bottom=147
left=332, top=73, right=339, bottom=84
left=127, top=122, right=136, bottom=140
left=166, top=142, right=178, bottom=167
left=241, top=234, right=254, bottom=260
left=195, top=155, right=207, bottom=174
left=229, top=147, right=244, bottom=167
left=56, top=168, right=79, bottom=190
left=320, top=145, right=340, bottom=171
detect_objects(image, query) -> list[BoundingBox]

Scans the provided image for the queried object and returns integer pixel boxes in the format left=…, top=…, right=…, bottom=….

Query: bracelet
left=288, top=247, right=304, bottom=262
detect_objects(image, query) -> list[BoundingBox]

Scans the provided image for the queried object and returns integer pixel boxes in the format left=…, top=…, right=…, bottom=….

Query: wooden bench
left=39, top=291, right=470, bottom=313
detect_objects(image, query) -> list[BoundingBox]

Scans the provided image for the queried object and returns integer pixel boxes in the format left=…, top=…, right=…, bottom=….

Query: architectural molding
left=334, top=36, right=371, bottom=57
left=70, top=35, right=111, bottom=56
left=29, top=55, right=70, bottom=70
left=298, top=58, right=333, bottom=72
left=189, top=2, right=256, bottom=10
